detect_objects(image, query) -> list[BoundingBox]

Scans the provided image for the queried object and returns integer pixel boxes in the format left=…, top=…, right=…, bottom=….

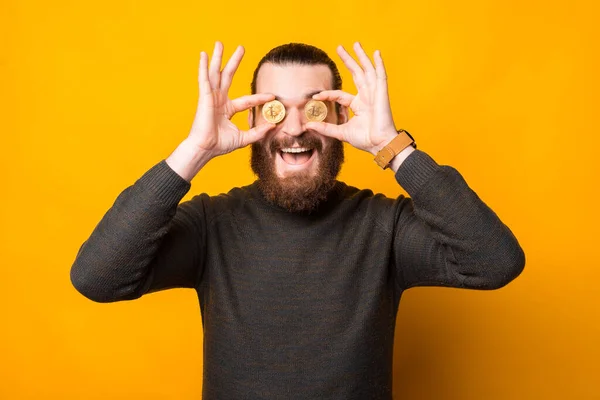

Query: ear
left=337, top=105, right=349, bottom=124
left=248, top=108, right=255, bottom=128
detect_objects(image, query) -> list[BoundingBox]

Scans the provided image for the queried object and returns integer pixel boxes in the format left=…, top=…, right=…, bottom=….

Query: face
left=250, top=63, right=347, bottom=213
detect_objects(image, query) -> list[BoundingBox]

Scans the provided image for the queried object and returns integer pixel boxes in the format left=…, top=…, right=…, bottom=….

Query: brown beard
left=251, top=132, right=344, bottom=214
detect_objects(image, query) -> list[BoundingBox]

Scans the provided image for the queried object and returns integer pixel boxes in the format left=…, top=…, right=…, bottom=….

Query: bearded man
left=71, top=41, right=525, bottom=400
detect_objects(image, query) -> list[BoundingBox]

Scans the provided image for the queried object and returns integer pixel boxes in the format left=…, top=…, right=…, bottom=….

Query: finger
left=221, top=45, right=245, bottom=91
left=336, top=45, right=366, bottom=88
left=198, top=51, right=211, bottom=97
left=312, top=90, right=355, bottom=107
left=374, top=50, right=391, bottom=106
left=354, top=42, right=377, bottom=82
left=373, top=50, right=388, bottom=81
left=209, top=41, right=223, bottom=89
left=353, top=42, right=376, bottom=79
left=239, top=122, right=276, bottom=147
left=230, top=93, right=276, bottom=115
left=305, top=121, right=345, bottom=142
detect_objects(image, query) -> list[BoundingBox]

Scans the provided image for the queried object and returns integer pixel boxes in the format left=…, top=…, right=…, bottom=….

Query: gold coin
left=262, top=100, right=286, bottom=124
left=304, top=100, right=328, bottom=122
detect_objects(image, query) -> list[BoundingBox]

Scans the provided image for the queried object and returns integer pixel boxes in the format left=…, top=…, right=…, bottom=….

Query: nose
left=280, top=107, right=305, bottom=137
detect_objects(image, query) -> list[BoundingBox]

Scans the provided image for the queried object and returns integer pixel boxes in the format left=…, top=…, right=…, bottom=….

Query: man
left=71, top=41, right=525, bottom=399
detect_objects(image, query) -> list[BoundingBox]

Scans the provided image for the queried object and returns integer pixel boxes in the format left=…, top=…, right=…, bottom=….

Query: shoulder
left=336, top=181, right=404, bottom=208
left=187, top=182, right=260, bottom=221
left=171, top=183, right=252, bottom=222
left=334, top=181, right=412, bottom=233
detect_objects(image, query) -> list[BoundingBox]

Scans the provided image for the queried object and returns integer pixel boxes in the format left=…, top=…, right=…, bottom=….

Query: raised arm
left=307, top=42, right=524, bottom=290
left=70, top=159, right=201, bottom=302
left=390, top=150, right=524, bottom=290
left=70, top=42, right=276, bottom=302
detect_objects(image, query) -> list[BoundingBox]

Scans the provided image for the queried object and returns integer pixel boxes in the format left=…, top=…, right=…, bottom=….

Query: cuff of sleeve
left=136, top=159, right=192, bottom=205
left=394, top=150, right=441, bottom=197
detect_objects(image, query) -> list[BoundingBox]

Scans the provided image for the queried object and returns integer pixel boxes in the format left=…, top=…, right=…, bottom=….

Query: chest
left=204, top=215, right=391, bottom=315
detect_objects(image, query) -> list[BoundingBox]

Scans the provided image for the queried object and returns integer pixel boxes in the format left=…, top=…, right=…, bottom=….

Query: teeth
left=281, top=147, right=311, bottom=153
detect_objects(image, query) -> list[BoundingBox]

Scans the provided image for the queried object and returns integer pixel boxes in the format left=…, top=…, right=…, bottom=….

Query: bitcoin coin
left=304, top=100, right=327, bottom=122
left=262, top=100, right=285, bottom=124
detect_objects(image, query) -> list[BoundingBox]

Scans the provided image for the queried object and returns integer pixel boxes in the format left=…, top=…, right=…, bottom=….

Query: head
left=249, top=43, right=347, bottom=213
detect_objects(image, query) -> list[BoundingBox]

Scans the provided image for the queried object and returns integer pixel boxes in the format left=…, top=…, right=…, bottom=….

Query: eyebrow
left=273, top=90, right=323, bottom=102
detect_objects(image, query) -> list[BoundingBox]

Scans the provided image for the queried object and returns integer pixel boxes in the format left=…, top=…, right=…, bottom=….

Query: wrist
left=166, top=138, right=215, bottom=182
left=389, top=146, right=416, bottom=173
left=369, top=128, right=399, bottom=156
left=373, top=128, right=416, bottom=170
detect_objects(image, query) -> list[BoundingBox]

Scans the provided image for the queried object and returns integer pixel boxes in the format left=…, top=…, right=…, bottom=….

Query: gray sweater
left=70, top=149, right=525, bottom=399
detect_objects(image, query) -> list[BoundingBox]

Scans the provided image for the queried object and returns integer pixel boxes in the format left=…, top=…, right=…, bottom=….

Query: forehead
left=255, top=63, right=333, bottom=100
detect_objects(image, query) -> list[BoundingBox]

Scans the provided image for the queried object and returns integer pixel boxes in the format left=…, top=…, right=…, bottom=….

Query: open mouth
left=278, top=147, right=316, bottom=166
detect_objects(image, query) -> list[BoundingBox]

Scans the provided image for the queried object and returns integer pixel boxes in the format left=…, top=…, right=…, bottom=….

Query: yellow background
left=1, top=0, right=598, bottom=398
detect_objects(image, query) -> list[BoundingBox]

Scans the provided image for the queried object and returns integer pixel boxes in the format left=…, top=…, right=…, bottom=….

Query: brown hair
left=251, top=43, right=342, bottom=93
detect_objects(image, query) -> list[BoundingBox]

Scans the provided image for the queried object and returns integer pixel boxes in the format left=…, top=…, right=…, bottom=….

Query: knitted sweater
left=70, top=149, right=525, bottom=399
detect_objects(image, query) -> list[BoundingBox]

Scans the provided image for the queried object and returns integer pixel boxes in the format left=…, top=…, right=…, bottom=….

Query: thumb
left=239, top=123, right=276, bottom=147
left=305, top=121, right=345, bottom=142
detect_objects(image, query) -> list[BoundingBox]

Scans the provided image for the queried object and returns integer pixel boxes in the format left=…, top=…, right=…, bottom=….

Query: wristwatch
left=374, top=129, right=417, bottom=169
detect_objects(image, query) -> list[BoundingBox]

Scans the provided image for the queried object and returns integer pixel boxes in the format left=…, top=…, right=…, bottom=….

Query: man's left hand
left=306, top=42, right=399, bottom=156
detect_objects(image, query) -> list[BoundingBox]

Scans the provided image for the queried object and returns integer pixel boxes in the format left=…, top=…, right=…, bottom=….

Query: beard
left=250, top=132, right=344, bottom=214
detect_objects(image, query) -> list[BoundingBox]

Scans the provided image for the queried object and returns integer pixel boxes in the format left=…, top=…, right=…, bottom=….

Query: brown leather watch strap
left=374, top=130, right=415, bottom=169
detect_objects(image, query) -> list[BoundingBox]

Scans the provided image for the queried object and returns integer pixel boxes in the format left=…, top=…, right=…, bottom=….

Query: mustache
left=269, top=133, right=324, bottom=154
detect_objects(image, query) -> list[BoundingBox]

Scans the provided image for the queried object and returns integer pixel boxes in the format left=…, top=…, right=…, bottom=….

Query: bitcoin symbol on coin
left=262, top=100, right=286, bottom=124
left=304, top=100, right=327, bottom=122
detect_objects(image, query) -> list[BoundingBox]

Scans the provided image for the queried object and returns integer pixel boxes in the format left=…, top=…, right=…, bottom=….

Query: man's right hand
left=167, top=41, right=276, bottom=182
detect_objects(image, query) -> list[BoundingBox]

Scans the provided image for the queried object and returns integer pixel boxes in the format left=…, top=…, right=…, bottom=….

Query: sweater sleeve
left=391, top=150, right=525, bottom=290
left=70, top=160, right=207, bottom=303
